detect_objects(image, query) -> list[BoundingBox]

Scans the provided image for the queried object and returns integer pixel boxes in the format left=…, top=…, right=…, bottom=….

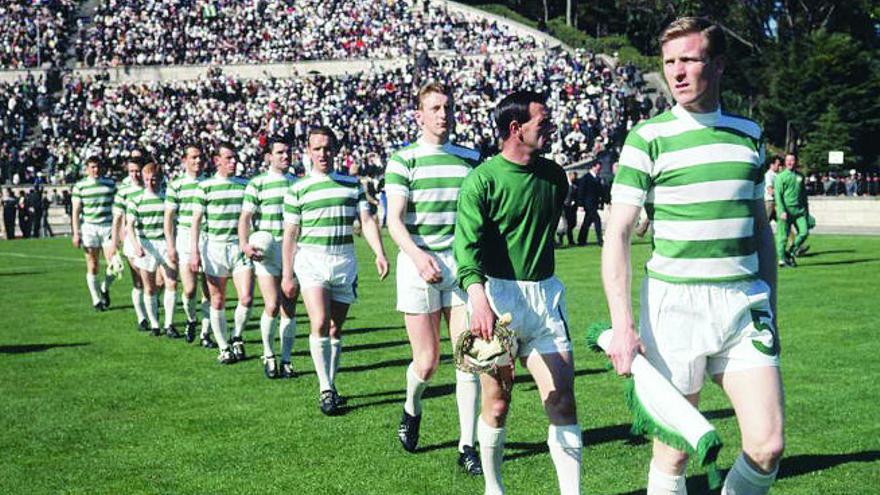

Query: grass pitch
left=1, top=235, right=878, bottom=494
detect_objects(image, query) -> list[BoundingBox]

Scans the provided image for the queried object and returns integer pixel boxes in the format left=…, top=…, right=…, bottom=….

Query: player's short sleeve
left=611, top=128, right=653, bottom=207
left=112, top=189, right=127, bottom=216
left=191, top=183, right=207, bottom=214
left=242, top=178, right=259, bottom=212
left=753, top=143, right=766, bottom=200
left=126, top=197, right=137, bottom=224
left=72, top=183, right=82, bottom=202
left=384, top=153, right=411, bottom=198
left=282, top=185, right=301, bottom=225
left=165, top=180, right=179, bottom=211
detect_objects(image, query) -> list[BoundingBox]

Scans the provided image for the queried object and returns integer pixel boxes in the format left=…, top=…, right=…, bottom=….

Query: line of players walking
left=69, top=17, right=787, bottom=493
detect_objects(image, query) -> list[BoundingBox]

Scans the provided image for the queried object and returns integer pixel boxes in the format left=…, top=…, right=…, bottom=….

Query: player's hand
left=167, top=246, right=178, bottom=265
left=606, top=326, right=645, bottom=376
left=780, top=212, right=788, bottom=220
left=414, top=251, right=442, bottom=284
left=72, top=233, right=81, bottom=248
left=105, top=244, right=117, bottom=260
left=135, top=245, right=145, bottom=258
left=189, top=251, right=201, bottom=274
left=375, top=254, right=389, bottom=280
left=281, top=275, right=298, bottom=299
left=469, top=292, right=496, bottom=341
left=242, top=243, right=263, bottom=261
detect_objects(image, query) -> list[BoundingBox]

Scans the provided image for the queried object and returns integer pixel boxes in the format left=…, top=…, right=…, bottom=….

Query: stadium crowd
left=30, top=48, right=637, bottom=184
left=0, top=0, right=78, bottom=69
left=75, top=0, right=540, bottom=67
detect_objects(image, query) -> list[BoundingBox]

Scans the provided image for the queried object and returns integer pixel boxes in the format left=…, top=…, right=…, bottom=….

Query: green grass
left=1, top=235, right=878, bottom=494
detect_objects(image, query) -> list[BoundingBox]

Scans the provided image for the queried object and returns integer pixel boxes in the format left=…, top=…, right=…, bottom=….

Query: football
left=248, top=230, right=275, bottom=257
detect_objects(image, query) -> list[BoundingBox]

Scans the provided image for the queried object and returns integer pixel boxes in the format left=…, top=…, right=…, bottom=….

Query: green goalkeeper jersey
left=454, top=154, right=568, bottom=290
left=773, top=169, right=808, bottom=217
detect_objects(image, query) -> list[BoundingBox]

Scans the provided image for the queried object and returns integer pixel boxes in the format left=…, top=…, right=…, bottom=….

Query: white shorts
left=175, top=228, right=206, bottom=269
left=479, top=276, right=572, bottom=358
left=396, top=249, right=466, bottom=313
left=202, top=240, right=253, bottom=278
left=81, top=223, right=111, bottom=249
left=133, top=238, right=172, bottom=273
left=254, top=238, right=283, bottom=278
left=294, top=247, right=358, bottom=304
left=639, top=277, right=780, bottom=395
left=123, top=237, right=137, bottom=259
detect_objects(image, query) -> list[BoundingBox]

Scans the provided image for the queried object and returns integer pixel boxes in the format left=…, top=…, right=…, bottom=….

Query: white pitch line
left=0, top=252, right=86, bottom=263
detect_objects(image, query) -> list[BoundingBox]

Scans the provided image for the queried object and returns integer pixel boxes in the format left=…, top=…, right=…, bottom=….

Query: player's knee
left=484, top=397, right=510, bottom=425
left=744, top=436, right=785, bottom=472
left=238, top=294, right=253, bottom=307
left=412, top=356, right=438, bottom=380
left=543, top=389, right=576, bottom=421
left=263, top=301, right=279, bottom=317
left=654, top=447, right=690, bottom=474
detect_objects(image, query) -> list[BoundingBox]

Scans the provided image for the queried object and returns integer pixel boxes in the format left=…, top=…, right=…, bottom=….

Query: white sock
left=456, top=370, right=481, bottom=451
left=548, top=424, right=583, bottom=495
left=200, top=299, right=211, bottom=337
left=86, top=273, right=101, bottom=305
left=132, top=288, right=146, bottom=324
left=279, top=316, right=295, bottom=362
left=182, top=295, right=196, bottom=323
left=233, top=304, right=251, bottom=339
left=101, top=268, right=115, bottom=292
left=144, top=292, right=159, bottom=329
left=404, top=362, right=429, bottom=416
left=478, top=417, right=506, bottom=495
left=210, top=307, right=229, bottom=350
left=163, top=289, right=176, bottom=328
left=309, top=336, right=332, bottom=392
left=648, top=461, right=687, bottom=495
left=722, top=453, right=777, bottom=495
left=260, top=312, right=278, bottom=358
left=329, top=338, right=342, bottom=385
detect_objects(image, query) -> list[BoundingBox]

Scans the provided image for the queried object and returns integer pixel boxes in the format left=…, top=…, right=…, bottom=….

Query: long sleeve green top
left=454, top=154, right=568, bottom=290
left=774, top=169, right=808, bottom=216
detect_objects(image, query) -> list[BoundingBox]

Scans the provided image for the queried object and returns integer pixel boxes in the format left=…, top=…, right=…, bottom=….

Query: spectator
left=17, top=189, right=29, bottom=238
left=2, top=188, right=16, bottom=239
left=76, top=0, right=540, bottom=67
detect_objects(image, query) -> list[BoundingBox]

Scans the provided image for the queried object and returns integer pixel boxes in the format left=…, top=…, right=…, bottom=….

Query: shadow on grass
left=796, top=249, right=855, bottom=258
left=612, top=450, right=880, bottom=495
left=343, top=325, right=406, bottom=336
left=502, top=408, right=734, bottom=462
left=802, top=258, right=879, bottom=267
left=0, top=342, right=89, bottom=354
left=341, top=354, right=452, bottom=373
left=0, top=270, right=46, bottom=277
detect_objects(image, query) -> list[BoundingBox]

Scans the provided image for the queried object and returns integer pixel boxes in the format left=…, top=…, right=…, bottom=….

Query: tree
left=759, top=31, right=880, bottom=167
left=798, top=105, right=856, bottom=173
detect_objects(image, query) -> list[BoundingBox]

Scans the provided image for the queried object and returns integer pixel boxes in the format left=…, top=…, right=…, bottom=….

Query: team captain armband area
left=610, top=106, right=766, bottom=283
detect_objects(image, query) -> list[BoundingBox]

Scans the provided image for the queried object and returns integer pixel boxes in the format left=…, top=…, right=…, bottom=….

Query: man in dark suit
left=562, top=172, right=578, bottom=246
left=576, top=160, right=607, bottom=246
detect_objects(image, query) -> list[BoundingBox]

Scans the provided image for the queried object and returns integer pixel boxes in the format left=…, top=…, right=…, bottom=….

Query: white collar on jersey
left=672, top=104, right=722, bottom=126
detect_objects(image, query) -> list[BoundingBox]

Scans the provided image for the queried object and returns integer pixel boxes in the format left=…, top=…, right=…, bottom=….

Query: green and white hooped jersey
left=611, top=105, right=765, bottom=283
left=72, top=177, right=116, bottom=226
left=192, top=175, right=249, bottom=243
left=385, top=140, right=479, bottom=251
left=242, top=170, right=297, bottom=241
left=127, top=189, right=166, bottom=240
left=166, top=173, right=205, bottom=232
left=113, top=178, right=142, bottom=218
left=283, top=172, right=369, bottom=253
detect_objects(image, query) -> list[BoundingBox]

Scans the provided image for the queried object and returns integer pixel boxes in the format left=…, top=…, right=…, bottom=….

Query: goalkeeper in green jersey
left=455, top=91, right=582, bottom=495
left=774, top=153, right=811, bottom=266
